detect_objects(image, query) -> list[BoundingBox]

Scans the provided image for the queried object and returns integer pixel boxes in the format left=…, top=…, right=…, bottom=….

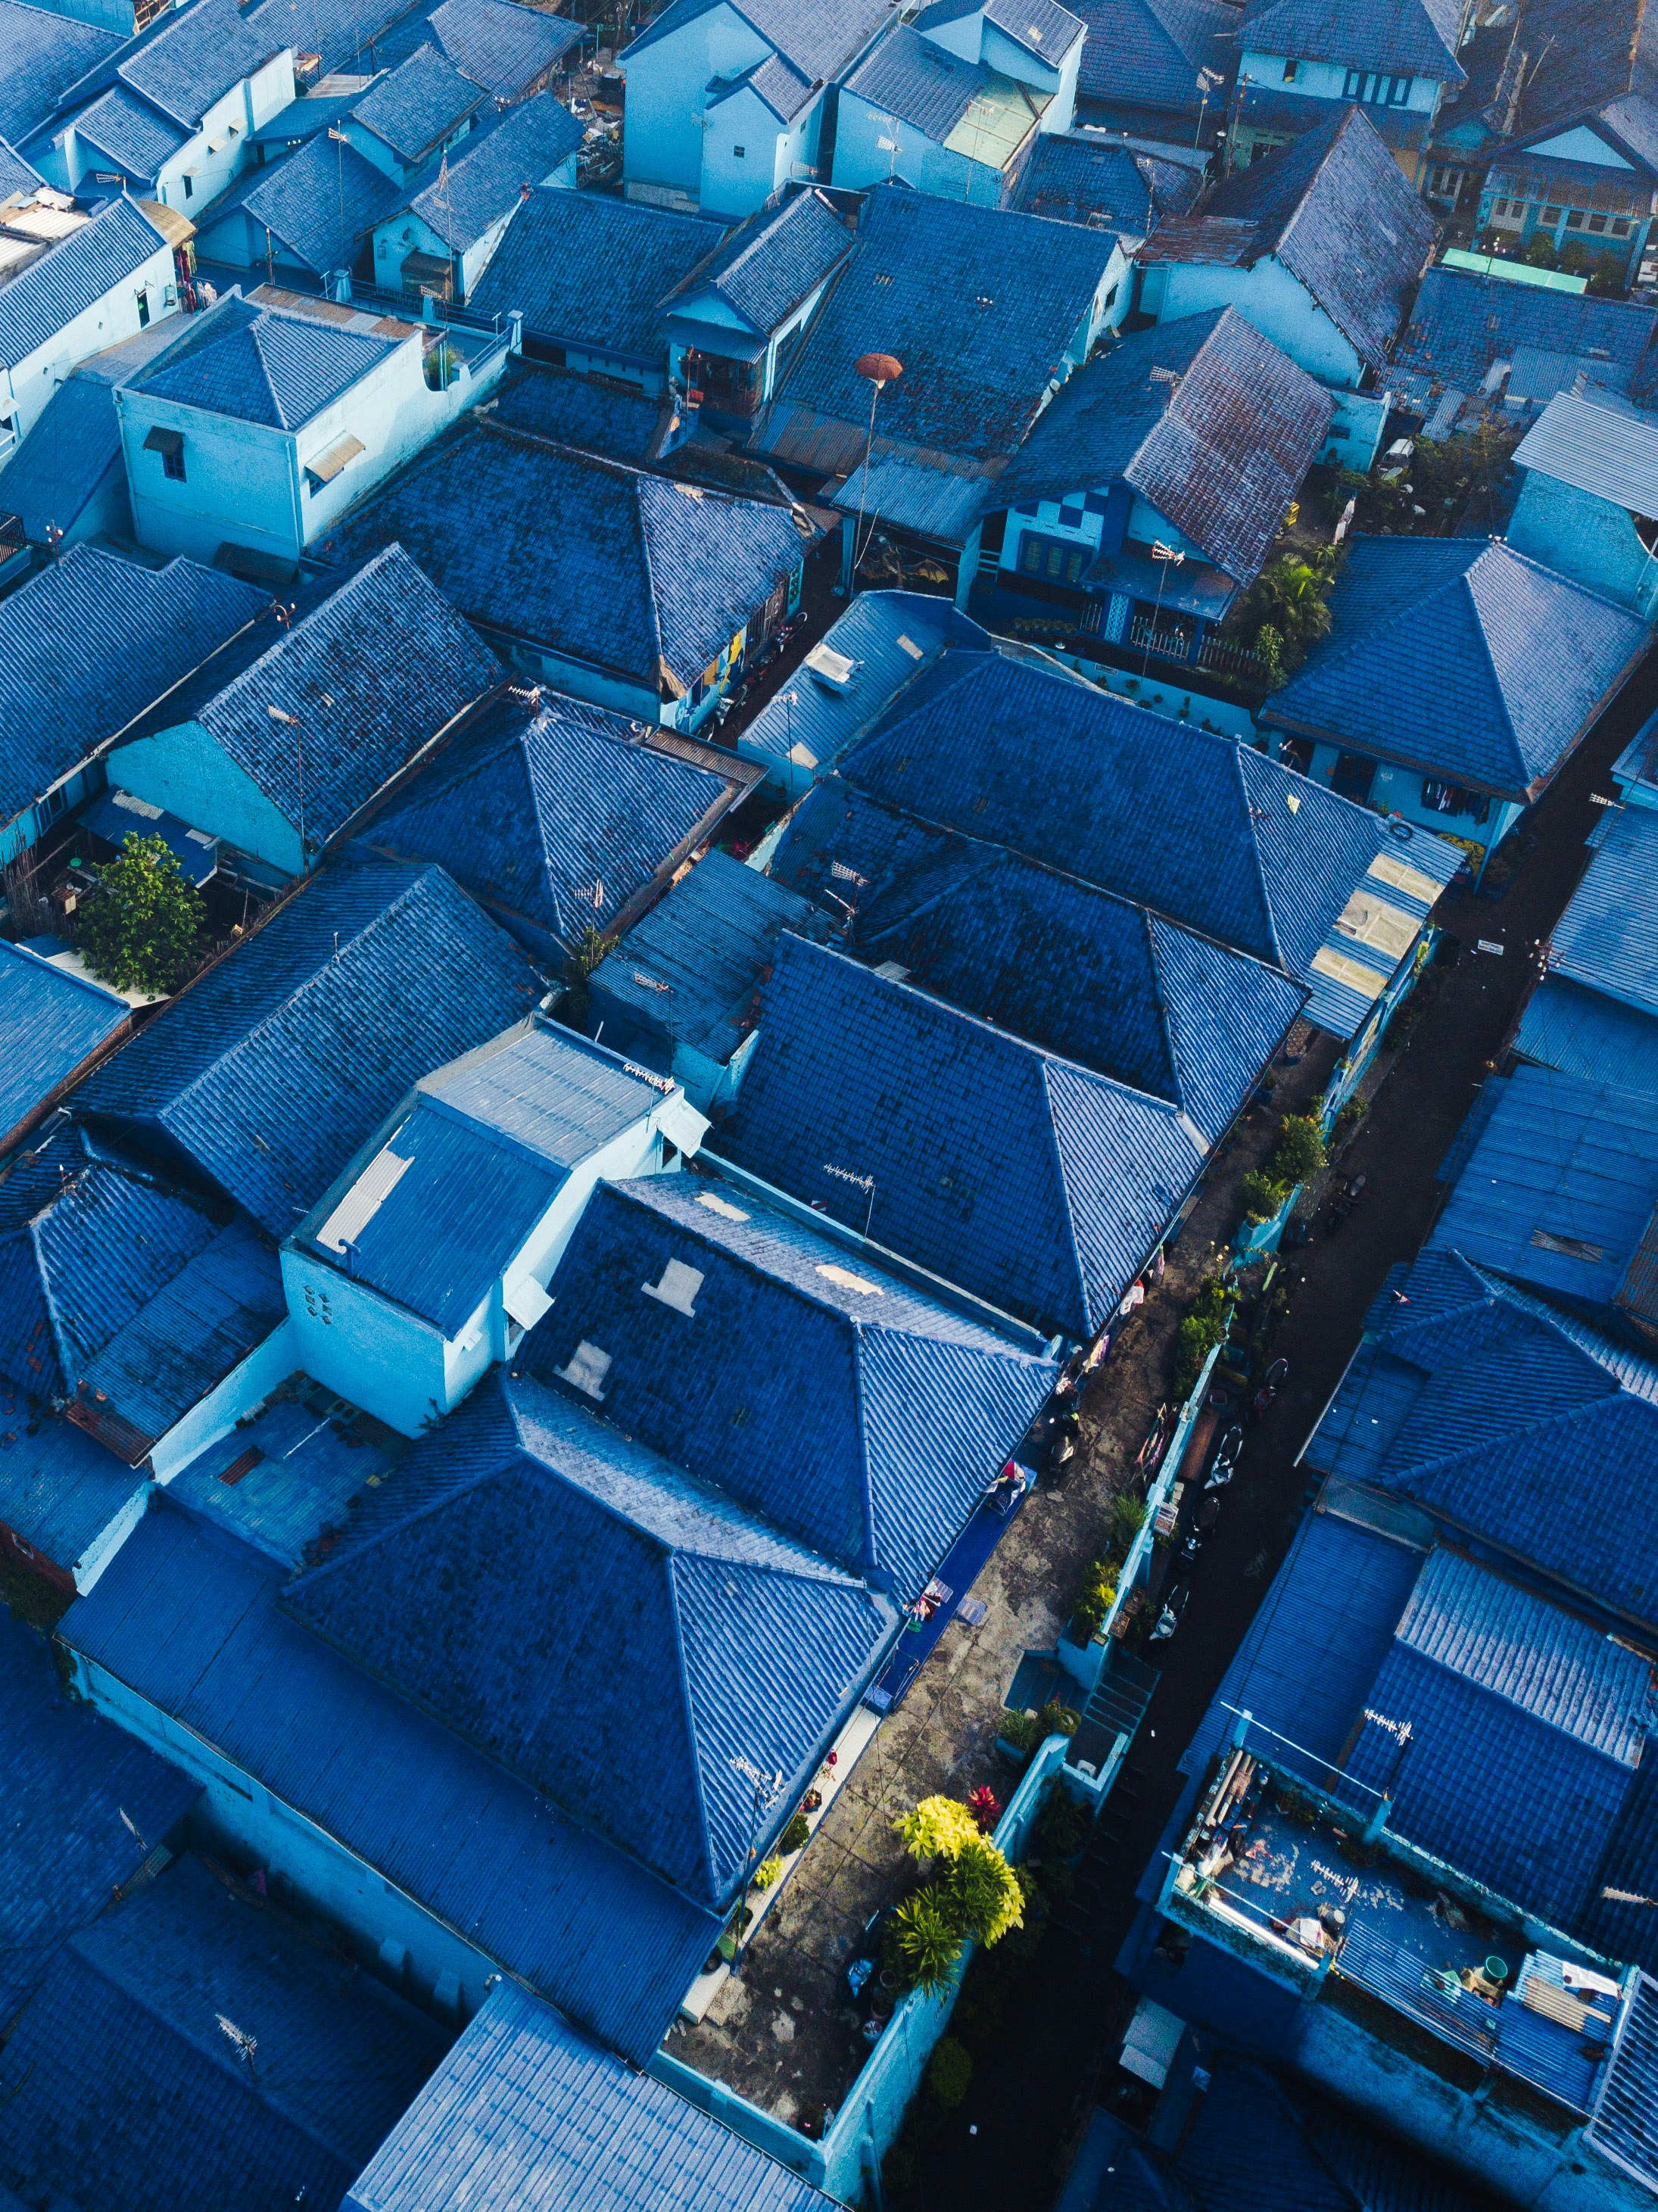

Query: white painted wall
left=1149, top=253, right=1364, bottom=388
left=0, top=232, right=177, bottom=445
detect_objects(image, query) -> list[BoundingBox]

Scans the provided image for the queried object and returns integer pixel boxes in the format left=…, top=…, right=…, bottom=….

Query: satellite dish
left=855, top=351, right=903, bottom=387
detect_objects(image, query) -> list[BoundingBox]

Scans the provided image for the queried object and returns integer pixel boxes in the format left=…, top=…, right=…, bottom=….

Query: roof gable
left=672, top=186, right=852, bottom=335
left=73, top=79, right=184, bottom=177
left=135, top=294, right=400, bottom=428
left=222, top=129, right=408, bottom=273
left=1074, top=0, right=1236, bottom=107
left=408, top=92, right=582, bottom=251
left=285, top=1371, right=890, bottom=1905
left=1239, top=0, right=1464, bottom=81
left=0, top=195, right=166, bottom=376
left=0, top=2, right=123, bottom=146
left=468, top=185, right=726, bottom=359
left=382, top=0, right=579, bottom=98
left=114, top=0, right=274, bottom=129
left=349, top=43, right=483, bottom=162
left=622, top=0, right=890, bottom=86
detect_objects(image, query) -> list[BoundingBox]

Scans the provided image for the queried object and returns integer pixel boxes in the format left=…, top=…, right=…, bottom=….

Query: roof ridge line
left=1457, top=558, right=1532, bottom=789
left=1233, top=744, right=1289, bottom=972
left=1037, top=1056, right=1090, bottom=1334
left=662, top=1544, right=723, bottom=1903
left=849, top=1330, right=880, bottom=1577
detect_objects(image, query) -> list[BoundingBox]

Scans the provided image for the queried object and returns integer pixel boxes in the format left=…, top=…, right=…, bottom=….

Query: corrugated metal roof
left=830, top=450, right=992, bottom=546
left=1516, top=974, right=1658, bottom=1099
left=1515, top=388, right=1658, bottom=514
left=1588, top=1972, right=1658, bottom=2195
left=1552, top=805, right=1658, bottom=1017
left=0, top=195, right=165, bottom=374
left=469, top=185, right=725, bottom=360
left=168, top=1382, right=407, bottom=1568
left=721, top=932, right=1207, bottom=1338
left=134, top=291, right=403, bottom=429
left=285, top=1369, right=893, bottom=1906
left=528, top=1171, right=1056, bottom=1600
left=0, top=1606, right=198, bottom=2027
left=0, top=1853, right=449, bottom=2212
left=61, top=1497, right=725, bottom=2060
left=1429, top=1063, right=1658, bottom=1310
left=0, top=937, right=125, bottom=1140
left=75, top=857, right=545, bottom=1236
left=347, top=1979, right=828, bottom=2210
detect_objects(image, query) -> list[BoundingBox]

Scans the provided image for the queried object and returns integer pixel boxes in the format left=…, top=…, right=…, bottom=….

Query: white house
left=0, top=191, right=175, bottom=451
left=26, top=0, right=295, bottom=216
left=114, top=285, right=513, bottom=575
left=619, top=0, right=892, bottom=220
left=282, top=1016, right=709, bottom=1435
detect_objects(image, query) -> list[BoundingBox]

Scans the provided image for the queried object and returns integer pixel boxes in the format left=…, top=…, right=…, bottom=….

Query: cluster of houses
left=0, top=0, right=1650, bottom=2203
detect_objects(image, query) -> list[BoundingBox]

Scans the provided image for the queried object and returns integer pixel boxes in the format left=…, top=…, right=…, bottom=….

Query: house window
left=1421, top=777, right=1489, bottom=822
left=1589, top=212, right=1608, bottom=233
left=1018, top=531, right=1087, bottom=586
left=1389, top=73, right=1410, bottom=102
left=1566, top=209, right=1585, bottom=228
left=1344, top=67, right=1363, bottom=96
left=1282, top=55, right=1298, bottom=79
left=1542, top=204, right=1563, bottom=222
left=182, top=173, right=194, bottom=198
left=1613, top=218, right=1633, bottom=236
left=732, top=144, right=745, bottom=157
left=136, top=288, right=149, bottom=328
left=164, top=447, right=185, bottom=481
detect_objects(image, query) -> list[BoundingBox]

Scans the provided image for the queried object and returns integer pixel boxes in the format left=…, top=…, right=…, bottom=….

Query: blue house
left=0, top=542, right=265, bottom=868
left=0, top=1852, right=450, bottom=2212
left=976, top=305, right=1332, bottom=660
left=323, top=422, right=817, bottom=731
left=529, top=1170, right=1058, bottom=1597
left=1388, top=264, right=1658, bottom=422
left=469, top=185, right=725, bottom=388
left=0, top=1604, right=198, bottom=2027
left=767, top=778, right=1307, bottom=1142
left=1516, top=800, right=1658, bottom=1099
left=282, top=1015, right=706, bottom=1435
left=0, top=2, right=125, bottom=150
left=1509, top=388, right=1658, bottom=615
left=357, top=688, right=758, bottom=961
left=618, top=0, right=890, bottom=220
left=74, top=855, right=546, bottom=1235
left=586, top=849, right=833, bottom=1109
left=1137, top=107, right=1439, bottom=391
left=1261, top=536, right=1650, bottom=871
left=341, top=46, right=486, bottom=180
left=1011, top=127, right=1208, bottom=227
left=752, top=185, right=1130, bottom=585
left=0, top=936, right=127, bottom=1150
left=370, top=0, right=581, bottom=104
left=1071, top=0, right=1234, bottom=141
left=344, top=1979, right=831, bottom=2212
left=831, top=648, right=1460, bottom=1105
left=719, top=932, right=1210, bottom=1340
left=1226, top=0, right=1467, bottom=178
left=105, top=544, right=502, bottom=881
left=196, top=126, right=409, bottom=285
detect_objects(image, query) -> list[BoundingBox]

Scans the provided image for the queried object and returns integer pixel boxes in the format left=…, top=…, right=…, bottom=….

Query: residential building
left=344, top=1980, right=833, bottom=2212
left=974, top=306, right=1332, bottom=661
left=115, top=287, right=512, bottom=578
left=618, top=0, right=891, bottom=220
left=488, top=359, right=687, bottom=464
left=340, top=45, right=484, bottom=181
left=1010, top=127, right=1208, bottom=228
left=0, top=1853, right=450, bottom=2212
left=1071, top=0, right=1234, bottom=140
left=242, top=0, right=419, bottom=81
left=73, top=855, right=546, bottom=1235
left=1388, top=263, right=1658, bottom=424
left=658, top=186, right=854, bottom=433
left=0, top=936, right=127, bottom=1151
left=1509, top=388, right=1658, bottom=614
left=359, top=687, right=760, bottom=962
left=1516, top=794, right=1658, bottom=1099
left=1261, top=535, right=1649, bottom=870
left=752, top=185, right=1130, bottom=591
left=0, top=0, right=124, bottom=150
left=282, top=1015, right=707, bottom=1435
left=586, top=849, right=834, bottom=1110
left=323, top=422, right=817, bottom=731
left=195, top=122, right=407, bottom=285
left=0, top=542, right=266, bottom=868
left=0, top=191, right=176, bottom=450
left=1226, top=0, right=1469, bottom=177
left=24, top=0, right=295, bottom=212
left=833, top=0, right=1086, bottom=207
left=105, top=544, right=502, bottom=880
left=467, top=185, right=726, bottom=389
left=369, top=92, right=581, bottom=305
left=1136, top=107, right=1439, bottom=390
left=369, top=0, right=581, bottom=104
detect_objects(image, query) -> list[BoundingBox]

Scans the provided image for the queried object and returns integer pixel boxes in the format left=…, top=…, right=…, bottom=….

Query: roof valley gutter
left=321, top=675, right=516, bottom=859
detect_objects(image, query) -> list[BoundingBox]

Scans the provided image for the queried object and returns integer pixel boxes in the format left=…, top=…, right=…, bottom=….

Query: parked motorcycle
left=1150, top=1581, right=1190, bottom=1642
left=1325, top=1173, right=1367, bottom=1235
left=1178, top=1494, right=1221, bottom=1565
left=1205, top=1424, right=1244, bottom=1491
left=1251, top=1357, right=1289, bottom=1423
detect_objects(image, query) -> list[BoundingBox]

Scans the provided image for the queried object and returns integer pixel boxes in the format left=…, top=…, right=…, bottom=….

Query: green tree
left=76, top=832, right=204, bottom=994
left=1239, top=547, right=1341, bottom=678
left=889, top=1886, right=963, bottom=1993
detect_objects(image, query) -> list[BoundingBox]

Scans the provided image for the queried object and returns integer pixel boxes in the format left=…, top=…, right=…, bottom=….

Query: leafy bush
left=780, top=1811, right=811, bottom=1855
left=1270, top=1113, right=1327, bottom=1185
left=944, top=1833, right=1025, bottom=1946
left=1072, top=1558, right=1117, bottom=1638
left=1033, top=1791, right=1088, bottom=1861
left=1173, top=1274, right=1232, bottom=1397
left=927, top=2037, right=974, bottom=2109
left=999, top=1708, right=1043, bottom=1754
left=888, top=1884, right=963, bottom=1993
left=1239, top=1169, right=1288, bottom=1224
left=894, top=1796, right=980, bottom=1863
left=1109, top=1493, right=1147, bottom=1560
left=752, top=1854, right=782, bottom=1890
left=1237, top=547, right=1340, bottom=678
left=1332, top=1097, right=1367, bottom=1151
left=1035, top=1700, right=1080, bottom=1738
left=76, top=832, right=204, bottom=995
left=559, top=924, right=616, bottom=1025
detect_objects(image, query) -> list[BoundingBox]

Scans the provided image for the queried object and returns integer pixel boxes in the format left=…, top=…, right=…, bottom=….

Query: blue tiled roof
left=350, top=43, right=483, bottom=163
left=490, top=362, right=665, bottom=461
left=1012, top=130, right=1207, bottom=226
left=0, top=1, right=122, bottom=147
left=1198, top=106, right=1439, bottom=369
left=1304, top=1248, right=1658, bottom=1628
left=209, top=130, right=407, bottom=273
left=382, top=0, right=579, bottom=98
left=622, top=0, right=890, bottom=89
left=527, top=1172, right=1057, bottom=1599
left=1553, top=805, right=1658, bottom=1018
left=61, top=1495, right=725, bottom=2059
left=408, top=92, right=582, bottom=251
left=0, top=1606, right=198, bottom=2027
left=768, top=779, right=1305, bottom=1141
left=0, top=195, right=166, bottom=374
left=671, top=188, right=852, bottom=336
left=1343, top=1548, right=1651, bottom=1927
left=756, top=184, right=1120, bottom=467
left=298, top=1019, right=672, bottom=1332
left=1267, top=537, right=1647, bottom=799
left=469, top=185, right=725, bottom=360
left=285, top=1369, right=893, bottom=1905
left=0, top=937, right=125, bottom=1141
left=72, top=81, right=185, bottom=180
left=364, top=690, right=740, bottom=946
left=242, top=0, right=415, bottom=76
left=169, top=1380, right=407, bottom=1568
left=720, top=933, right=1207, bottom=1338
left=0, top=543, right=263, bottom=830
left=1517, top=975, right=1658, bottom=1100
left=589, top=848, right=831, bottom=1066
left=1429, top=1064, right=1658, bottom=1311
left=1392, top=266, right=1658, bottom=403
left=837, top=650, right=1447, bottom=1002
left=152, top=545, right=501, bottom=850
left=1074, top=0, right=1233, bottom=111
left=0, top=136, right=42, bottom=198
left=113, top=0, right=278, bottom=129
left=1239, top=0, right=1463, bottom=78
left=327, top=425, right=813, bottom=691
left=75, top=858, right=544, bottom=1235
left=843, top=26, right=1000, bottom=146
left=347, top=1980, right=830, bottom=2212
left=135, top=292, right=402, bottom=428
left=998, top=307, right=1332, bottom=584
left=0, top=1853, right=448, bottom=2212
